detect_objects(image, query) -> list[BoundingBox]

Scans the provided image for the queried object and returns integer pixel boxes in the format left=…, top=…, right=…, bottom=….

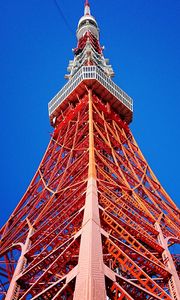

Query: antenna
left=85, top=0, right=90, bottom=6
left=84, top=0, right=90, bottom=15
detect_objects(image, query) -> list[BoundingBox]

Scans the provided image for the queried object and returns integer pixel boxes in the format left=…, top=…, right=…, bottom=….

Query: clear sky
left=0, top=0, right=180, bottom=227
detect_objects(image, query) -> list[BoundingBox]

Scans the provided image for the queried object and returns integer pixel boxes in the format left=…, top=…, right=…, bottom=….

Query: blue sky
left=0, top=0, right=180, bottom=227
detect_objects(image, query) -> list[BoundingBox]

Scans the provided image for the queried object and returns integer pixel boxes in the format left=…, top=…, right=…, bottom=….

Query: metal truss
left=0, top=90, right=180, bottom=299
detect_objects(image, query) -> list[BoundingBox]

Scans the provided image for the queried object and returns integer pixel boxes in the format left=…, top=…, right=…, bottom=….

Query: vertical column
left=73, top=89, right=106, bottom=300
left=155, top=221, right=180, bottom=300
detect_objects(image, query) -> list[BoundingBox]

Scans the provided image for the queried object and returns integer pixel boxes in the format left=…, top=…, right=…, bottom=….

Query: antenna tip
left=84, top=0, right=91, bottom=15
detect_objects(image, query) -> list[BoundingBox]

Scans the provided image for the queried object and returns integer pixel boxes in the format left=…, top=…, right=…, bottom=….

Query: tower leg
left=73, top=178, right=106, bottom=300
left=5, top=222, right=33, bottom=300
left=73, top=89, right=106, bottom=299
left=155, top=221, right=180, bottom=300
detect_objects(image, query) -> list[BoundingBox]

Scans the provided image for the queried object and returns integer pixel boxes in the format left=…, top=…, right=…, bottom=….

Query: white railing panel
left=48, top=66, right=133, bottom=116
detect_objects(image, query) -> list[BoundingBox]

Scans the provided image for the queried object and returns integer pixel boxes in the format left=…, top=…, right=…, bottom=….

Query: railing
left=48, top=66, right=133, bottom=116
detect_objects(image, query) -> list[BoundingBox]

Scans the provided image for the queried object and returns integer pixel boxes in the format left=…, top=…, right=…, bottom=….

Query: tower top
left=77, top=0, right=99, bottom=40
left=48, top=0, right=133, bottom=126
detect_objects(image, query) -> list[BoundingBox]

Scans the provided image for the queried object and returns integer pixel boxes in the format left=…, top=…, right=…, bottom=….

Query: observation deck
left=48, top=66, right=133, bottom=126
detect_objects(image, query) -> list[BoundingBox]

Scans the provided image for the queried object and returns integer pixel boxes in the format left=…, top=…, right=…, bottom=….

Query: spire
left=65, top=0, right=114, bottom=79
left=84, top=0, right=91, bottom=16
left=77, top=0, right=98, bottom=41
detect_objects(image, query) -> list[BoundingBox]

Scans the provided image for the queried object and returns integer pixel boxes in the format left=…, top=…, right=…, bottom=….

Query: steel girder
left=0, top=91, right=180, bottom=300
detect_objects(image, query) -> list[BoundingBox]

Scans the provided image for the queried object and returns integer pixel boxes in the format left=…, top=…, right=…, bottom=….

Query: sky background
left=0, top=0, right=180, bottom=227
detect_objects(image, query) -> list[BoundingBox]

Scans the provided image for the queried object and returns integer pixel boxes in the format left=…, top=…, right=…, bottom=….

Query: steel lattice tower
left=0, top=1, right=180, bottom=300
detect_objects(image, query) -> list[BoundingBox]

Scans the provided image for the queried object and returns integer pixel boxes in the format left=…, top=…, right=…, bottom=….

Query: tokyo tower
left=0, top=1, right=180, bottom=299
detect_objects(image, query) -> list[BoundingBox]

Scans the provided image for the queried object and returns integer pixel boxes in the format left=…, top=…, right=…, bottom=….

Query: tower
left=0, top=1, right=180, bottom=299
